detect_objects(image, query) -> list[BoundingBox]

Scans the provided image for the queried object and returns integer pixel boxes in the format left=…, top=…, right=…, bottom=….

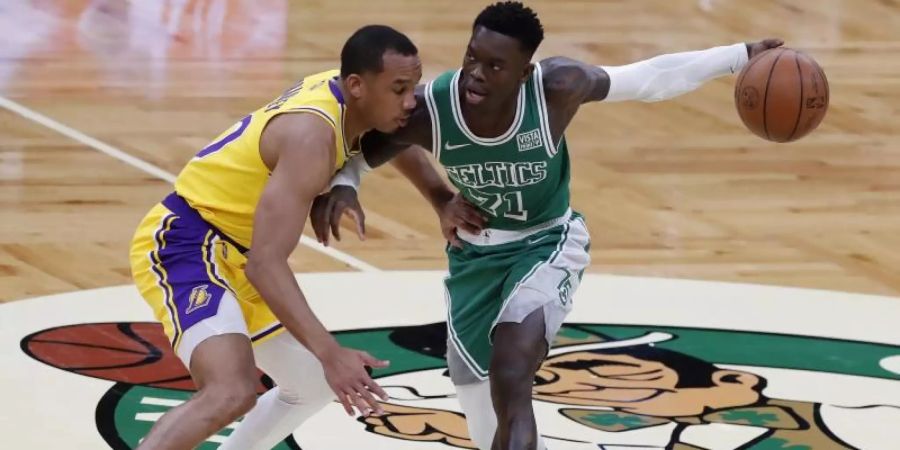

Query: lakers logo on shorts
left=186, top=285, right=212, bottom=314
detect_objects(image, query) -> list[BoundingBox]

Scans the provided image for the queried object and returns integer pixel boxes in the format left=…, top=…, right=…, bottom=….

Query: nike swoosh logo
left=527, top=235, right=550, bottom=245
left=444, top=141, right=470, bottom=151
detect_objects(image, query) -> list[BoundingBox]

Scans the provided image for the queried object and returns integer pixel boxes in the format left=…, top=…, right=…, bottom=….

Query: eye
left=465, top=52, right=475, bottom=62
left=533, top=370, right=559, bottom=386
left=491, top=64, right=501, bottom=71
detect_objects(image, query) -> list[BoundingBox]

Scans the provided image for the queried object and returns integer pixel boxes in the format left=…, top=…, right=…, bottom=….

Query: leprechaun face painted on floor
left=533, top=345, right=763, bottom=417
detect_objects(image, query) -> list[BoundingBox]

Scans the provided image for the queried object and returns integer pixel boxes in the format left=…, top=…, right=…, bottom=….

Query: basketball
left=734, top=47, right=829, bottom=142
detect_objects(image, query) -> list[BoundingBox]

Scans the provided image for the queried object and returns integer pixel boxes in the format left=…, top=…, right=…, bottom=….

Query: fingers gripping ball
left=735, top=47, right=829, bottom=142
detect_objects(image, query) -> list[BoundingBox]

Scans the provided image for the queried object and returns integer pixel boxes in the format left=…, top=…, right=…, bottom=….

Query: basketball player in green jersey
left=314, top=2, right=783, bottom=449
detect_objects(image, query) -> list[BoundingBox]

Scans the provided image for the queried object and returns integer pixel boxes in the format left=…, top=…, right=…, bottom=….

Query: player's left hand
left=746, top=38, right=785, bottom=59
left=437, top=193, right=486, bottom=248
left=310, top=186, right=365, bottom=246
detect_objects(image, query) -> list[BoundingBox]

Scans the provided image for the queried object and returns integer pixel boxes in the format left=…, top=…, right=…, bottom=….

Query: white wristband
left=602, top=42, right=748, bottom=103
left=329, top=155, right=371, bottom=191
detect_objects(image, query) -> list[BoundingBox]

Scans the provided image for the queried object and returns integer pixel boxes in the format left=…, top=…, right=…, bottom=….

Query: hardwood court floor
left=1, top=0, right=899, bottom=302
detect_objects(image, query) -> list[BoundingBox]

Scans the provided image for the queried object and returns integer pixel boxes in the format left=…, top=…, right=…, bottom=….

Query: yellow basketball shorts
left=129, top=192, right=284, bottom=355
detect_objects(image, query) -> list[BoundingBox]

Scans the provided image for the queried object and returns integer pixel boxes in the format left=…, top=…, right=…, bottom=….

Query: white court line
left=140, top=397, right=183, bottom=407
left=0, top=95, right=380, bottom=272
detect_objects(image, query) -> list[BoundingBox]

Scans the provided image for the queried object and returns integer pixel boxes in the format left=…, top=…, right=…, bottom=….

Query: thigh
left=176, top=291, right=250, bottom=368
left=212, top=238, right=283, bottom=341
left=496, top=215, right=590, bottom=342
left=491, top=307, right=548, bottom=374
left=445, top=216, right=590, bottom=381
left=444, top=242, right=532, bottom=381
left=189, top=333, right=257, bottom=390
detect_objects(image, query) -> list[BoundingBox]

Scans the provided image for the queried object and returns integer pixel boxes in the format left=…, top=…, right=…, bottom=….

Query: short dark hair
left=473, top=1, right=544, bottom=55
left=340, top=25, right=418, bottom=78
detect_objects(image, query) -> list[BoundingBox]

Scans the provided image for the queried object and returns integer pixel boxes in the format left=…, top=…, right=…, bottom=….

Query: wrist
left=309, top=334, right=341, bottom=360
left=430, top=188, right=456, bottom=212
left=329, top=156, right=371, bottom=191
left=332, top=184, right=357, bottom=195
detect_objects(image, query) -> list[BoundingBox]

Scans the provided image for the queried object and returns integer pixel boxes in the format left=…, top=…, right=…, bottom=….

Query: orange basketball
left=734, top=47, right=829, bottom=142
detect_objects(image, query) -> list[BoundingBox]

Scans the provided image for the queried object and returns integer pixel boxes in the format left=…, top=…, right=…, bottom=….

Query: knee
left=276, top=383, right=333, bottom=407
left=489, top=363, right=537, bottom=419
left=199, top=380, right=258, bottom=422
left=491, top=325, right=548, bottom=383
left=270, top=364, right=334, bottom=407
left=229, top=385, right=258, bottom=417
left=257, top=336, right=334, bottom=407
left=490, top=355, right=537, bottom=392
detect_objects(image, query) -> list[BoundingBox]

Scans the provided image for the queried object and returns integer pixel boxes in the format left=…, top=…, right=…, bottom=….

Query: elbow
left=244, top=256, right=262, bottom=285
left=362, top=151, right=385, bottom=169
left=363, top=146, right=402, bottom=169
left=245, top=246, right=291, bottom=286
left=244, top=253, right=271, bottom=287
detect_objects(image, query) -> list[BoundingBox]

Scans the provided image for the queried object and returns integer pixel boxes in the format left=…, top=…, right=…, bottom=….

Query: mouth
left=464, top=84, right=488, bottom=105
left=396, top=116, right=409, bottom=127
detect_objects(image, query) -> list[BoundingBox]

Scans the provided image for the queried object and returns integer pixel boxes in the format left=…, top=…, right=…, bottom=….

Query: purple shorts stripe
left=150, top=214, right=180, bottom=346
left=202, top=231, right=233, bottom=294
left=251, top=323, right=284, bottom=343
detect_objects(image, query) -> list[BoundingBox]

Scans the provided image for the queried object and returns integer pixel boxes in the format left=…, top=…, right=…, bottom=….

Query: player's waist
left=456, top=208, right=573, bottom=246
left=162, top=192, right=250, bottom=254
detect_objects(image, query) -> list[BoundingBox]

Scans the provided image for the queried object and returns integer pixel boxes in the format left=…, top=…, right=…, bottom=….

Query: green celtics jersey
left=425, top=65, right=570, bottom=230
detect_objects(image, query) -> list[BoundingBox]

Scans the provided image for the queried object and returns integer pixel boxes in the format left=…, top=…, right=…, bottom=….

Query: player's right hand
left=746, top=38, right=784, bottom=59
left=310, top=186, right=365, bottom=246
left=320, top=346, right=390, bottom=417
left=438, top=193, right=486, bottom=248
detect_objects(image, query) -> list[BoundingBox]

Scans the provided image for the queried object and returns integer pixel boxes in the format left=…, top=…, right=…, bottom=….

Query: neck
left=335, top=79, right=369, bottom=142
left=460, top=87, right=519, bottom=138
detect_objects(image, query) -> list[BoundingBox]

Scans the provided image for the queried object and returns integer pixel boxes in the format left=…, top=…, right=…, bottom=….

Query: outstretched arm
left=541, top=39, right=784, bottom=105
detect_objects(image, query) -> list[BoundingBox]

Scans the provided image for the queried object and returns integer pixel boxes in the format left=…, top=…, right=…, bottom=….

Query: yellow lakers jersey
left=174, top=69, right=356, bottom=249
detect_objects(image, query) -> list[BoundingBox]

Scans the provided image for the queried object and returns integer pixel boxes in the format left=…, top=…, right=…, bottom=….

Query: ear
left=713, top=370, right=760, bottom=388
left=521, top=62, right=535, bottom=84
left=345, top=73, right=364, bottom=99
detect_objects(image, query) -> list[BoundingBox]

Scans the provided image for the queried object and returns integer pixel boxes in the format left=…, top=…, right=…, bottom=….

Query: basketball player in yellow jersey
left=128, top=25, right=421, bottom=450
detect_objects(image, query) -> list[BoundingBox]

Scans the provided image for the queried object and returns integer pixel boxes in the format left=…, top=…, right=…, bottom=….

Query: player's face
left=360, top=51, right=421, bottom=133
left=460, top=26, right=533, bottom=109
left=533, top=351, right=761, bottom=417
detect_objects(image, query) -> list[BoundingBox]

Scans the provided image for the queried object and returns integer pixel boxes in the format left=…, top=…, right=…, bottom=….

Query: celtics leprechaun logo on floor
left=5, top=272, right=900, bottom=449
